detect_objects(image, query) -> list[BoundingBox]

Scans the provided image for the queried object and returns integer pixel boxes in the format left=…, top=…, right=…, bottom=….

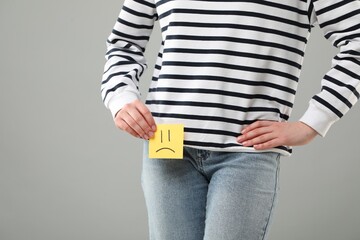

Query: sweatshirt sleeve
left=101, top=0, right=158, bottom=118
left=299, top=0, right=360, bottom=137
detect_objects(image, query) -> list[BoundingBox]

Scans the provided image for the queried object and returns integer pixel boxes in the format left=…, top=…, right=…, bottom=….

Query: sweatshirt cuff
left=298, top=101, right=338, bottom=137
left=107, top=91, right=140, bottom=119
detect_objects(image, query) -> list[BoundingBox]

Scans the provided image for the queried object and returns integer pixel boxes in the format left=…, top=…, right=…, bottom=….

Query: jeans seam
left=184, top=147, right=211, bottom=182
left=260, top=154, right=280, bottom=240
left=197, top=150, right=212, bottom=181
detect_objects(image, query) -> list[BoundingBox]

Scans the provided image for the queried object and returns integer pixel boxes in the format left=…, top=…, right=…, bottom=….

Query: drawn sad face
left=148, top=124, right=184, bottom=159
left=157, top=129, right=175, bottom=154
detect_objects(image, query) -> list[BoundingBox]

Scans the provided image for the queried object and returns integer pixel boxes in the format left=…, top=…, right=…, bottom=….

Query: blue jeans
left=141, top=141, right=281, bottom=240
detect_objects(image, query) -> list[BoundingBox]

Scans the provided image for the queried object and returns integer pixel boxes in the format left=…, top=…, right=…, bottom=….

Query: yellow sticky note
left=149, top=124, right=184, bottom=159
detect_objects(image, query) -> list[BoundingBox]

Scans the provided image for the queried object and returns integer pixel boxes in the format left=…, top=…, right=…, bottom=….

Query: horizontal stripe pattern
left=102, top=0, right=360, bottom=156
left=307, top=0, right=360, bottom=128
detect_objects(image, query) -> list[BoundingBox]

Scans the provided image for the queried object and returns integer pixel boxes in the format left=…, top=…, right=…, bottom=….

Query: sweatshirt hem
left=183, top=143, right=292, bottom=157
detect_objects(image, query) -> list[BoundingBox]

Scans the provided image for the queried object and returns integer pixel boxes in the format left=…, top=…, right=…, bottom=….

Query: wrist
left=298, top=121, right=318, bottom=137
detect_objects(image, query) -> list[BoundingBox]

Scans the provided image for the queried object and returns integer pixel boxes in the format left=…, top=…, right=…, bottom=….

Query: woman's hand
left=114, top=99, right=156, bottom=139
left=237, top=120, right=318, bottom=150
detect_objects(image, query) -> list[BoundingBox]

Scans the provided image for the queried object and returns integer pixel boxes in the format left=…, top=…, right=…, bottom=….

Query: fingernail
left=241, top=129, right=245, bottom=134
left=242, top=141, right=248, bottom=146
left=148, top=131, right=154, bottom=138
left=152, top=125, right=156, bottom=131
left=144, top=134, right=149, bottom=139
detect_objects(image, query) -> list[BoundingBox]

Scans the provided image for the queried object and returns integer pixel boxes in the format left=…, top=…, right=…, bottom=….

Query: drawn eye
left=160, top=129, right=171, bottom=143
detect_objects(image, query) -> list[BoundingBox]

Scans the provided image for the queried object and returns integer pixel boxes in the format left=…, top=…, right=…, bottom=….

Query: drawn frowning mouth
left=155, top=129, right=176, bottom=153
left=156, top=147, right=175, bottom=153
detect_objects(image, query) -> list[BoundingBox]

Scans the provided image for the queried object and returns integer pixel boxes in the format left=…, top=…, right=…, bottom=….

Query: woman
left=101, top=0, right=360, bottom=239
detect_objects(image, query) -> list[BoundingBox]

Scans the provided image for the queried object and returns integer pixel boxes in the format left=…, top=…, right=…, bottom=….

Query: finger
left=122, top=111, right=149, bottom=139
left=241, top=120, right=274, bottom=134
left=116, top=118, right=141, bottom=138
left=241, top=132, right=277, bottom=147
left=237, top=126, right=272, bottom=142
left=135, top=101, right=157, bottom=132
left=253, top=138, right=281, bottom=150
left=116, top=100, right=155, bottom=139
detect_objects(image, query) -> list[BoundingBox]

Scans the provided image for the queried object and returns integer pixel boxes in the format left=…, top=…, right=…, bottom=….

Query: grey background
left=1, top=0, right=359, bottom=239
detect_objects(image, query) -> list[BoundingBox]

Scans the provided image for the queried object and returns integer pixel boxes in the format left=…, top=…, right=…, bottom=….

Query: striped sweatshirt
left=101, top=0, right=360, bottom=156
